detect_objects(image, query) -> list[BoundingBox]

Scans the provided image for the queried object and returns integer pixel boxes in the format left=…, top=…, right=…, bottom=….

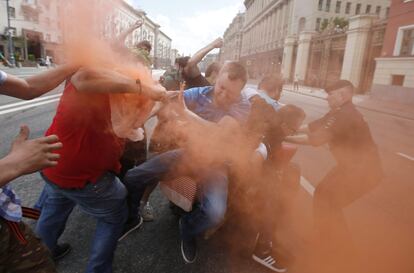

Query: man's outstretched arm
left=184, top=38, right=223, bottom=78
left=71, top=67, right=166, bottom=101
left=0, top=64, right=79, bottom=100
left=115, top=20, right=143, bottom=46
left=0, top=126, right=62, bottom=187
left=285, top=129, right=331, bottom=147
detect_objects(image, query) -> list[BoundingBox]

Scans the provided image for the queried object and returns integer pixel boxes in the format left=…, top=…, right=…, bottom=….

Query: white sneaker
left=252, top=233, right=287, bottom=272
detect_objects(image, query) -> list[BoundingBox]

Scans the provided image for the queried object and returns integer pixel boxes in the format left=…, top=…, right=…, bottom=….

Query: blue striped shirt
left=0, top=186, right=22, bottom=222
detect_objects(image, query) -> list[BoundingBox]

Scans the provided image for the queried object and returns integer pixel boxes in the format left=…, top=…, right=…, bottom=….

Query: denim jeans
left=35, top=172, right=128, bottom=273
left=124, top=149, right=228, bottom=241
left=34, top=185, right=47, bottom=210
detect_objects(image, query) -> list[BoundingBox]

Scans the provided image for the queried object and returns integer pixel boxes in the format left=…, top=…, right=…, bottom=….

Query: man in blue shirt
left=121, top=62, right=250, bottom=263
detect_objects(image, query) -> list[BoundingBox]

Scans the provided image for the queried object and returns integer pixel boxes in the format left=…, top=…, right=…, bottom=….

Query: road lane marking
left=300, top=176, right=315, bottom=197
left=397, top=152, right=414, bottom=161
left=0, top=93, right=62, bottom=111
left=0, top=98, right=60, bottom=115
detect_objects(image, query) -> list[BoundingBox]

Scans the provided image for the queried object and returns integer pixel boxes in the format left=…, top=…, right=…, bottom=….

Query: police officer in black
left=286, top=80, right=382, bottom=269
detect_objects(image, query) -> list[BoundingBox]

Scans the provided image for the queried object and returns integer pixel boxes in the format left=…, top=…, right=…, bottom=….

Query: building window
left=345, top=2, right=351, bottom=14
left=365, top=4, right=371, bottom=14
left=318, top=0, right=323, bottom=11
left=386, top=7, right=390, bottom=17
left=316, top=18, right=321, bottom=31
left=355, top=3, right=361, bottom=15
left=323, top=18, right=329, bottom=29
left=325, top=0, right=331, bottom=12
left=376, top=6, right=381, bottom=15
left=298, top=17, right=306, bottom=33
left=335, top=1, right=341, bottom=13
left=8, top=7, right=16, bottom=18
left=400, top=29, right=414, bottom=56
left=391, top=75, right=405, bottom=86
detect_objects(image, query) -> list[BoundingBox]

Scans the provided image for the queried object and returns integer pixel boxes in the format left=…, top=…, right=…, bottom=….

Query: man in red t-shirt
left=35, top=67, right=166, bottom=273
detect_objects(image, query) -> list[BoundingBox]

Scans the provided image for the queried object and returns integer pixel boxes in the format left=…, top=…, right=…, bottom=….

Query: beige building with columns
left=238, top=0, right=390, bottom=80
left=220, top=13, right=245, bottom=62
left=101, top=0, right=172, bottom=68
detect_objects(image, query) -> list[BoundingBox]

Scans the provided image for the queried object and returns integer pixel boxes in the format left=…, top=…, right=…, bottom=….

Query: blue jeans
left=35, top=172, right=128, bottom=273
left=124, top=149, right=228, bottom=241
left=34, top=185, right=47, bottom=210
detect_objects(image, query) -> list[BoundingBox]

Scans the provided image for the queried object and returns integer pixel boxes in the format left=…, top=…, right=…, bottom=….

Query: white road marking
left=0, top=98, right=60, bottom=115
left=300, top=176, right=315, bottom=197
left=0, top=93, right=62, bottom=111
left=397, top=152, right=414, bottom=162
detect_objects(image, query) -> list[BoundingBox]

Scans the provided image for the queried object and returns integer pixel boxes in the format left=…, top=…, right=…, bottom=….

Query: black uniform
left=309, top=102, right=382, bottom=244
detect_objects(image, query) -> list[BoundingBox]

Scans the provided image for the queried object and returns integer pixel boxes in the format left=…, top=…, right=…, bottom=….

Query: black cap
left=325, top=80, right=354, bottom=93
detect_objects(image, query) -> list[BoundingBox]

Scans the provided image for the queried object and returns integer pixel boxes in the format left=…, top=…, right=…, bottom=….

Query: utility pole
left=6, top=0, right=16, bottom=67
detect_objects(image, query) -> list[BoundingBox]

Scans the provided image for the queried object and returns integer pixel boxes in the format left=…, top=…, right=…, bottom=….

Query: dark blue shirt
left=183, top=86, right=250, bottom=123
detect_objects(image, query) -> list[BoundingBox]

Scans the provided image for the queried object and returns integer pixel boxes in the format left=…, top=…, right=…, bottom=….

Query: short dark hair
left=136, top=40, right=152, bottom=52
left=278, top=104, right=306, bottom=127
left=205, top=62, right=221, bottom=77
left=220, top=61, right=247, bottom=85
left=175, top=56, right=190, bottom=69
left=258, top=75, right=284, bottom=93
left=325, top=80, right=354, bottom=93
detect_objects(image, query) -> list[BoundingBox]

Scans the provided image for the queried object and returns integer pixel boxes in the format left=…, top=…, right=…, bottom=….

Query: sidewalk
left=248, top=79, right=414, bottom=121
left=284, top=84, right=414, bottom=121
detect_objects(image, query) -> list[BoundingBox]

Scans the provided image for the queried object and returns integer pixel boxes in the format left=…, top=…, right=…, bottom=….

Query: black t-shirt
left=183, top=74, right=211, bottom=89
left=309, top=102, right=381, bottom=169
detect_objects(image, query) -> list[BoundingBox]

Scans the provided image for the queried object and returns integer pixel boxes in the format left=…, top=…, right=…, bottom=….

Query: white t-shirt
left=255, top=142, right=268, bottom=160
left=0, top=70, right=7, bottom=85
left=241, top=87, right=282, bottom=111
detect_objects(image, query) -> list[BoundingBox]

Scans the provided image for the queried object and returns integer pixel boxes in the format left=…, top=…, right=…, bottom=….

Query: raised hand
left=177, top=81, right=188, bottom=112
left=9, top=125, right=63, bottom=175
left=212, top=38, right=224, bottom=49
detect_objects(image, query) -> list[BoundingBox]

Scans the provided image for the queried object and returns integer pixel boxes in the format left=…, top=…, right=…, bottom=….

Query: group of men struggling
left=0, top=20, right=382, bottom=273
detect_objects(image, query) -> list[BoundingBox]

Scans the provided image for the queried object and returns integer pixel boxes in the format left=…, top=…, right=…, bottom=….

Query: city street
left=1, top=69, right=414, bottom=273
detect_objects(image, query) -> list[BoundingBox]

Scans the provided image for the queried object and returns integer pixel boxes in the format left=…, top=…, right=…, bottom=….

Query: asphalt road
left=1, top=69, right=413, bottom=273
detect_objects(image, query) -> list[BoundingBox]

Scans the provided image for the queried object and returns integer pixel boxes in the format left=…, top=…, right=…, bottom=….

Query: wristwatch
left=136, top=78, right=142, bottom=94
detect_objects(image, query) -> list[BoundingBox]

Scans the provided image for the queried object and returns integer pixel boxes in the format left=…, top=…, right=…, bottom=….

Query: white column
left=294, top=31, right=316, bottom=82
left=341, top=15, right=377, bottom=89
left=282, top=35, right=296, bottom=80
left=275, top=6, right=281, bottom=43
left=272, top=9, right=277, bottom=44
left=280, top=2, right=286, bottom=36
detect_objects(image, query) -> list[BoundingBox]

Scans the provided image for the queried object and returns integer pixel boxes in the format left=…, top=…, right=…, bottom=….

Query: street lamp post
left=6, top=0, right=16, bottom=67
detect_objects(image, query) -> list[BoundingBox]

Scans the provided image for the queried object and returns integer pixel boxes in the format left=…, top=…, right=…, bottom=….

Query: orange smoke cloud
left=59, top=0, right=154, bottom=133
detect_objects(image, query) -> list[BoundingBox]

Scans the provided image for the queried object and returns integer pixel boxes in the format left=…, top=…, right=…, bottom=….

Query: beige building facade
left=101, top=0, right=172, bottom=68
left=0, top=0, right=64, bottom=64
left=1, top=0, right=172, bottom=67
left=237, top=0, right=390, bottom=79
left=220, top=13, right=245, bottom=62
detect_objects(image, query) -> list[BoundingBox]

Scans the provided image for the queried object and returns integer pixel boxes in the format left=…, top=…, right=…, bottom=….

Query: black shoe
left=118, top=216, right=143, bottom=242
left=52, top=243, right=72, bottom=261
left=252, top=233, right=287, bottom=272
left=179, top=218, right=197, bottom=264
